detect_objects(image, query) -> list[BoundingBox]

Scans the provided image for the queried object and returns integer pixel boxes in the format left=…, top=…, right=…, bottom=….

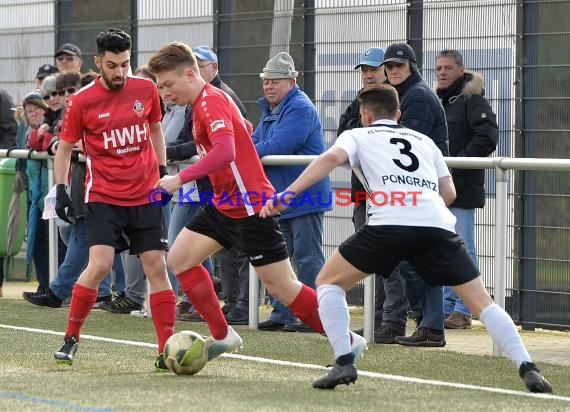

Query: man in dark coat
left=435, top=49, right=498, bottom=329
left=380, top=43, right=449, bottom=347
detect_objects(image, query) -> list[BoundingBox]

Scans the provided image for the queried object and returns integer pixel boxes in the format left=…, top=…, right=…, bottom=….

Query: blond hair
left=148, top=42, right=198, bottom=74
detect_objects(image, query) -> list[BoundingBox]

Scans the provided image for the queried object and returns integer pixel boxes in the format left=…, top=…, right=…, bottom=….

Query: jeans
left=168, top=202, right=212, bottom=297
left=122, top=252, right=146, bottom=305
left=268, top=212, right=325, bottom=325
left=353, top=201, right=408, bottom=331
left=50, top=218, right=114, bottom=301
left=121, top=203, right=181, bottom=304
left=399, top=261, right=444, bottom=331
left=112, top=253, right=126, bottom=293
left=213, top=245, right=249, bottom=309
left=444, top=207, right=478, bottom=317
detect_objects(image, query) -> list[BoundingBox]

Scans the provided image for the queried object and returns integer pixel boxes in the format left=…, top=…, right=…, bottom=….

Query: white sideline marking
left=1, top=323, right=569, bottom=402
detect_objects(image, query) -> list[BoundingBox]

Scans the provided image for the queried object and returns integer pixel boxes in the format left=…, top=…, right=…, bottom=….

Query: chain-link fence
left=1, top=0, right=568, bottom=329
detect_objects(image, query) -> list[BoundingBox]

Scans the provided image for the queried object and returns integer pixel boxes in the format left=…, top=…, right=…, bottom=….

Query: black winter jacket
left=337, top=95, right=364, bottom=202
left=436, top=71, right=498, bottom=208
left=0, top=90, right=18, bottom=149
left=395, top=72, right=449, bottom=155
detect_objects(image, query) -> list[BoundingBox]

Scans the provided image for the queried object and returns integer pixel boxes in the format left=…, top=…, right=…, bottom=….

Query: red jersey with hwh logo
left=192, top=83, right=274, bottom=218
left=59, top=76, right=162, bottom=206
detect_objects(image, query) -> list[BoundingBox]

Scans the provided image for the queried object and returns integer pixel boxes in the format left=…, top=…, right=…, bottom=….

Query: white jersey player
left=260, top=85, right=552, bottom=393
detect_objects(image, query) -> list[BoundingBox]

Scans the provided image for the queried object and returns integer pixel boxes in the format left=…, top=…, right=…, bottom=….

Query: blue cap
left=354, top=47, right=385, bottom=70
left=193, top=45, right=218, bottom=63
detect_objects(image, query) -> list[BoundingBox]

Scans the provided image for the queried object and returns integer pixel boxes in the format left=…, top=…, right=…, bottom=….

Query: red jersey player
left=148, top=42, right=367, bottom=363
left=53, top=28, right=176, bottom=370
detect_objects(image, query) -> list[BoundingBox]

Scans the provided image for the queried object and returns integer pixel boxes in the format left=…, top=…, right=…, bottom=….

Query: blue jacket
left=252, top=85, right=332, bottom=219
left=395, top=72, right=449, bottom=155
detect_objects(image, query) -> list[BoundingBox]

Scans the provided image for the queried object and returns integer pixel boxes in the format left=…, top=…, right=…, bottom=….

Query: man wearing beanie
left=253, top=51, right=331, bottom=332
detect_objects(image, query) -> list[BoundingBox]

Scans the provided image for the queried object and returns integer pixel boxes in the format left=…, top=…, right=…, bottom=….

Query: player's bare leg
left=453, top=276, right=552, bottom=393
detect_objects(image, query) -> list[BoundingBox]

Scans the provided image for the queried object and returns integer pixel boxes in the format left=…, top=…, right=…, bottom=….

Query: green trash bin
left=0, top=157, right=27, bottom=256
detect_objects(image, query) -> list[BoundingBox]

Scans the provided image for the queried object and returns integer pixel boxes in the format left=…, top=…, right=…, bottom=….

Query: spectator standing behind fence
left=435, top=49, right=498, bottom=329
left=0, top=88, right=18, bottom=298
left=40, top=73, right=70, bottom=266
left=252, top=52, right=332, bottom=333
left=339, top=47, right=409, bottom=344
left=35, top=64, right=59, bottom=90
left=55, top=43, right=83, bottom=74
left=52, top=29, right=175, bottom=368
left=378, top=43, right=449, bottom=348
left=21, top=93, right=52, bottom=292
left=41, top=74, right=63, bottom=126
left=1, top=89, right=18, bottom=148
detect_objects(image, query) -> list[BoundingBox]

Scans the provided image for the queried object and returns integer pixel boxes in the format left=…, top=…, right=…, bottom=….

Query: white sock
left=479, top=303, right=532, bottom=368
left=317, top=284, right=351, bottom=359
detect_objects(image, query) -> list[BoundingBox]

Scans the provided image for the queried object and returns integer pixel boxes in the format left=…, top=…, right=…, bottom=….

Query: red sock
left=177, top=265, right=227, bottom=339
left=150, top=289, right=176, bottom=354
left=288, top=284, right=325, bottom=335
left=65, top=283, right=98, bottom=340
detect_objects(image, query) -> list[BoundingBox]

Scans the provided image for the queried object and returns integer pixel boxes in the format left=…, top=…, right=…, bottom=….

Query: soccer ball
left=164, top=330, right=211, bottom=375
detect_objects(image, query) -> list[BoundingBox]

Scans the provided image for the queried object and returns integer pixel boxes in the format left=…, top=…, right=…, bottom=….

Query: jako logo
left=98, top=112, right=110, bottom=119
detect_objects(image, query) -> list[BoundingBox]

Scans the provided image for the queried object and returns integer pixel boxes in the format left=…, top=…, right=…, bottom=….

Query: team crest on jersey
left=210, top=119, right=226, bottom=132
left=132, top=100, right=144, bottom=118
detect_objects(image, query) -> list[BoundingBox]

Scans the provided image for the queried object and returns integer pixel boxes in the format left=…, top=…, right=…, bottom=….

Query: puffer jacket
left=436, top=71, right=498, bottom=208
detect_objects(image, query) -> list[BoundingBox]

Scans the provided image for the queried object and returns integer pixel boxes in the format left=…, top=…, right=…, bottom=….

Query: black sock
left=336, top=353, right=354, bottom=366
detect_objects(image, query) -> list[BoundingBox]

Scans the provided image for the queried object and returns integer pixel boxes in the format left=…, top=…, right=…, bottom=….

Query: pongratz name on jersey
left=381, top=174, right=437, bottom=191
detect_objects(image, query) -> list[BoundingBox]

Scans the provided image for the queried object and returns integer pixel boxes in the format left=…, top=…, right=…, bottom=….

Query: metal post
left=362, top=197, right=374, bottom=342
left=248, top=264, right=259, bottom=329
left=146, top=279, right=152, bottom=318
left=493, top=164, right=509, bottom=357
left=363, top=275, right=375, bottom=343
left=47, top=157, right=58, bottom=283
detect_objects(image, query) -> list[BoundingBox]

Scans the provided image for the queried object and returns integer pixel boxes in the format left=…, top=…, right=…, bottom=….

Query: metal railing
left=2, top=149, right=570, bottom=354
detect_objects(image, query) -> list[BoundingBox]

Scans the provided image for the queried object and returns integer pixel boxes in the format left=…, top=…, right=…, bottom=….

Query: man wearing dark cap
left=55, top=43, right=83, bottom=73
left=379, top=42, right=449, bottom=348
left=35, top=64, right=59, bottom=89
left=338, top=47, right=408, bottom=344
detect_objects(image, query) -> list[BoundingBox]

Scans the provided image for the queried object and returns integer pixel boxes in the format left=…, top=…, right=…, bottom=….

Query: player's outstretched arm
left=259, top=147, right=348, bottom=218
left=287, top=147, right=348, bottom=194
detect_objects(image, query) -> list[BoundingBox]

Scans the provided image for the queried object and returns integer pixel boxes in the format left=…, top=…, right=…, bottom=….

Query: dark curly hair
left=96, top=28, right=131, bottom=55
